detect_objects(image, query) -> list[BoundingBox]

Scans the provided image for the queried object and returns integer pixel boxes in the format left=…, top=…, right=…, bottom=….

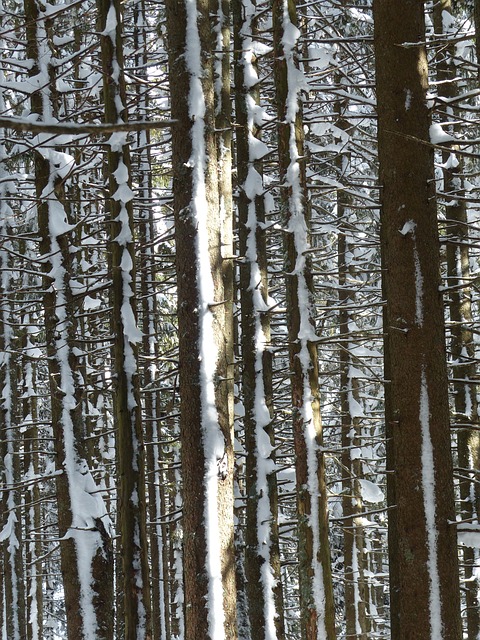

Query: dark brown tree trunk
left=373, top=1, right=462, bottom=637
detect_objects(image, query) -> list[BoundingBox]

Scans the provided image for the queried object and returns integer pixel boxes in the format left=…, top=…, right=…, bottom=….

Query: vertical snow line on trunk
left=239, top=0, right=278, bottom=634
left=419, top=366, right=442, bottom=638
left=280, top=2, right=328, bottom=637
left=183, top=1, right=226, bottom=637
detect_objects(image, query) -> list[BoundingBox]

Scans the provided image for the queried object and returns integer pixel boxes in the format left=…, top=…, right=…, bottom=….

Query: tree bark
left=373, top=1, right=462, bottom=637
left=234, top=1, right=285, bottom=637
left=433, top=4, right=480, bottom=637
left=272, top=1, right=336, bottom=639
left=165, top=1, right=237, bottom=637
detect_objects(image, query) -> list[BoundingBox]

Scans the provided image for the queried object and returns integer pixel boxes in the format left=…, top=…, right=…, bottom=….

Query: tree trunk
left=272, top=1, right=336, bottom=639
left=433, top=3, right=480, bottom=637
left=234, top=1, right=285, bottom=637
left=165, top=1, right=237, bottom=638
left=373, top=1, right=462, bottom=637
left=0, top=248, right=26, bottom=640
left=98, top=0, right=152, bottom=636
left=338, top=226, right=370, bottom=640
left=21, top=325, right=43, bottom=640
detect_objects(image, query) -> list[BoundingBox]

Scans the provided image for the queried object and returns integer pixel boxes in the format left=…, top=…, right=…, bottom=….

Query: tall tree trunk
left=272, top=1, right=336, bottom=639
left=98, top=0, right=152, bottom=637
left=0, top=236, right=26, bottom=640
left=165, top=1, right=237, bottom=637
left=132, top=1, right=169, bottom=636
left=433, top=4, right=480, bottom=637
left=338, top=211, right=369, bottom=640
left=373, top=1, right=462, bottom=637
left=234, top=0, right=285, bottom=637
left=0, top=48, right=26, bottom=638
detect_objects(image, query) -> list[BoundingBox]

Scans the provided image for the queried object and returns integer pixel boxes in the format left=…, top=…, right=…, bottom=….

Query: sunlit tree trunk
left=234, top=0, right=285, bottom=637
left=165, top=0, right=237, bottom=637
left=273, top=1, right=336, bottom=638
left=373, top=1, right=462, bottom=637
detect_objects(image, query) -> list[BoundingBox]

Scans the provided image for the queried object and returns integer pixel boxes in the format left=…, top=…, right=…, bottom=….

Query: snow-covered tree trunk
left=20, top=323, right=43, bottom=640
left=25, top=1, right=115, bottom=638
left=272, top=1, right=336, bottom=639
left=131, top=1, right=169, bottom=637
left=373, top=1, right=462, bottom=637
left=169, top=448, right=185, bottom=640
left=0, top=29, right=26, bottom=635
left=0, top=228, right=26, bottom=640
left=98, top=0, right=152, bottom=637
left=338, top=228, right=370, bottom=640
left=233, top=1, right=285, bottom=638
left=165, top=0, right=237, bottom=637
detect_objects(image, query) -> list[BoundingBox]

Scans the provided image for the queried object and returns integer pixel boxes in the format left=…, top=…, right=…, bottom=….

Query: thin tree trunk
left=21, top=324, right=43, bottom=640
left=98, top=0, right=152, bottom=636
left=233, top=0, right=285, bottom=637
left=272, top=1, right=336, bottom=638
left=338, top=226, right=369, bottom=640
left=433, top=4, right=480, bottom=636
left=0, top=242, right=26, bottom=640
left=132, top=0, right=169, bottom=636
left=334, top=68, right=370, bottom=639
left=373, top=1, right=462, bottom=637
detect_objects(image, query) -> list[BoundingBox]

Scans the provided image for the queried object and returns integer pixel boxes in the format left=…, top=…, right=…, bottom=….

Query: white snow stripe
left=420, top=367, right=442, bottom=639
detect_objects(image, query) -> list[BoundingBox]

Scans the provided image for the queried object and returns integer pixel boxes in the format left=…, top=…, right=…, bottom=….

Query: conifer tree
left=373, top=1, right=462, bottom=637
left=165, top=0, right=237, bottom=637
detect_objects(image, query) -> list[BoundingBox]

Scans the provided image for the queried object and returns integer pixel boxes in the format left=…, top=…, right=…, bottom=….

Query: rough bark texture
left=273, top=1, right=336, bottom=639
left=165, top=1, right=237, bottom=638
left=373, top=1, right=462, bottom=638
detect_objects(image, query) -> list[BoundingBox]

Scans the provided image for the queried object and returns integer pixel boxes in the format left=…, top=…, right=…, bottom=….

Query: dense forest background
left=0, top=0, right=479, bottom=639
